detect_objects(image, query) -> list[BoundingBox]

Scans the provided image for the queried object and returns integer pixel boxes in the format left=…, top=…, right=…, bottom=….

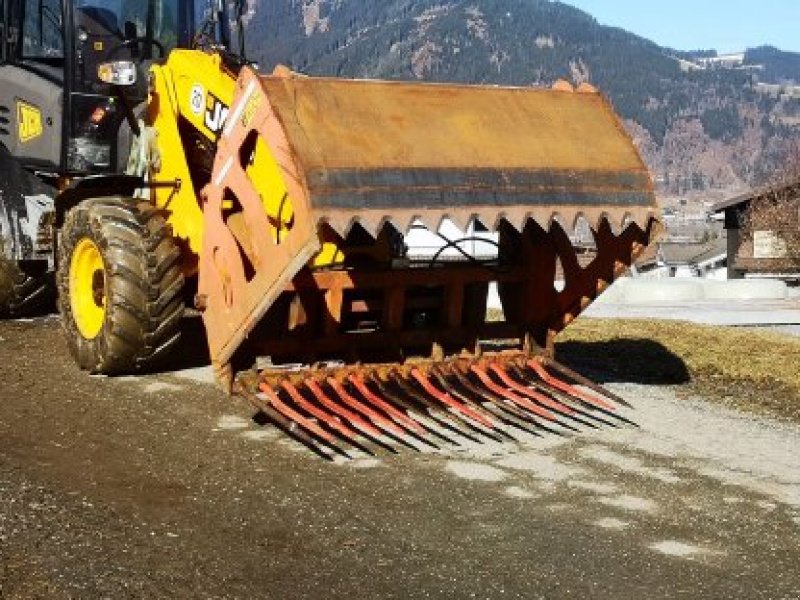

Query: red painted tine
left=327, top=378, right=407, bottom=438
left=259, top=383, right=337, bottom=444
left=304, top=379, right=384, bottom=439
left=488, top=364, right=575, bottom=415
left=349, top=375, right=426, bottom=435
left=527, top=360, right=615, bottom=411
left=410, top=368, right=495, bottom=429
left=470, top=365, right=557, bottom=422
left=282, top=381, right=362, bottom=443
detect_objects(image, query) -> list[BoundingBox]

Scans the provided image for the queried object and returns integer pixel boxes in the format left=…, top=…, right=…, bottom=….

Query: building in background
left=712, top=180, right=800, bottom=282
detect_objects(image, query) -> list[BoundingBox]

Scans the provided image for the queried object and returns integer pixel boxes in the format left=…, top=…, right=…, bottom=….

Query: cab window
left=74, top=0, right=180, bottom=57
left=22, top=0, right=64, bottom=59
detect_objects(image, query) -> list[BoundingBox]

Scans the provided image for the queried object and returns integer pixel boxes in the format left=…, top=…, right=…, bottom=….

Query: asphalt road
left=1, top=318, right=799, bottom=599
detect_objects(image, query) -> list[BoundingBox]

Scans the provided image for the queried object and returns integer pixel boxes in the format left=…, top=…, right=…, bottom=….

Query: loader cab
left=0, top=0, right=200, bottom=175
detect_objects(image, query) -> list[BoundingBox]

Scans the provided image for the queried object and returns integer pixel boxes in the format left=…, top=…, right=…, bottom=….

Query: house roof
left=659, top=237, right=728, bottom=266
left=712, top=178, right=800, bottom=214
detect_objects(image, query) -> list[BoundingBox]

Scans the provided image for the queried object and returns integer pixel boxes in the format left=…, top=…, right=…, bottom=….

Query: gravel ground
left=1, top=318, right=799, bottom=599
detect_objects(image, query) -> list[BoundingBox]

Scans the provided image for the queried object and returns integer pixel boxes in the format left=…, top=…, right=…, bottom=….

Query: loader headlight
left=97, top=61, right=137, bottom=86
left=68, top=137, right=111, bottom=171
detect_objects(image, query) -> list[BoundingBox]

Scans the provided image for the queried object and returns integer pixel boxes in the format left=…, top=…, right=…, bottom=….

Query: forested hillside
left=243, top=0, right=800, bottom=199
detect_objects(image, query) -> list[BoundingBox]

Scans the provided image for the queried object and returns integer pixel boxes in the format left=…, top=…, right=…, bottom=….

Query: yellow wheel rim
left=69, top=237, right=107, bottom=340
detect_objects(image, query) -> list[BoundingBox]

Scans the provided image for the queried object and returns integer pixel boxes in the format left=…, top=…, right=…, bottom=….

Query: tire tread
left=57, top=197, right=185, bottom=373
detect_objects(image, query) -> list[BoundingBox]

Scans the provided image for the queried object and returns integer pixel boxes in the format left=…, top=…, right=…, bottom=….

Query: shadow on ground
left=556, top=338, right=690, bottom=386
left=156, top=314, right=211, bottom=372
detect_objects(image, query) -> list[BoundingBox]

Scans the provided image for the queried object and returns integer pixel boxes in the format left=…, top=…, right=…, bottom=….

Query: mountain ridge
left=242, top=0, right=800, bottom=201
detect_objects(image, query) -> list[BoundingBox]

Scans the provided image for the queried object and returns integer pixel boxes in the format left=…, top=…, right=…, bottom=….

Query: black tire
left=57, top=197, right=185, bottom=374
left=0, top=260, right=54, bottom=317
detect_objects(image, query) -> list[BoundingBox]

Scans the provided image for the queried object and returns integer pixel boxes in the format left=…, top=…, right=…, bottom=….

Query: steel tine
left=592, top=407, right=637, bottom=427
left=531, top=379, right=627, bottom=428
left=304, top=378, right=383, bottom=438
left=447, top=367, right=543, bottom=427
left=452, top=368, right=568, bottom=436
left=326, top=377, right=412, bottom=442
left=326, top=379, right=425, bottom=453
left=329, top=380, right=425, bottom=452
left=525, top=362, right=637, bottom=426
left=392, top=374, right=489, bottom=443
left=429, top=369, right=518, bottom=441
left=258, top=384, right=351, bottom=459
left=534, top=362, right=639, bottom=425
left=348, top=375, right=428, bottom=436
left=282, top=381, right=362, bottom=441
left=349, top=376, right=440, bottom=450
left=259, top=384, right=338, bottom=444
left=522, top=375, right=620, bottom=428
left=370, top=377, right=461, bottom=447
left=390, top=375, right=487, bottom=444
left=237, top=385, right=336, bottom=460
left=510, top=366, right=618, bottom=428
left=304, top=379, right=399, bottom=453
left=436, top=367, right=544, bottom=439
left=543, top=357, right=633, bottom=408
left=470, top=365, right=580, bottom=433
left=495, top=365, right=600, bottom=430
left=489, top=363, right=575, bottom=415
left=528, top=360, right=616, bottom=411
left=470, top=365, right=563, bottom=423
left=407, top=369, right=506, bottom=443
left=522, top=376, right=629, bottom=428
left=410, top=368, right=497, bottom=430
left=282, top=382, right=376, bottom=455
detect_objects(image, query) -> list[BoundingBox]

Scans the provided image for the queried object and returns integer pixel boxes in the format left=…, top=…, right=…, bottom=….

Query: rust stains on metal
left=238, top=353, right=635, bottom=458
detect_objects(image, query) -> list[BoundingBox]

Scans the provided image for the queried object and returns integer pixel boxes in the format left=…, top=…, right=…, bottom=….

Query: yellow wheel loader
left=0, top=0, right=659, bottom=456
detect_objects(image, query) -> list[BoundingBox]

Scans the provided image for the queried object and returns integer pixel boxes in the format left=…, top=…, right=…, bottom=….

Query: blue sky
left=563, top=1, right=800, bottom=53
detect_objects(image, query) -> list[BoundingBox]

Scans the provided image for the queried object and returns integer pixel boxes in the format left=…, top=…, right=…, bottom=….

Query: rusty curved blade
left=447, top=367, right=536, bottom=422
left=488, top=364, right=575, bottom=415
left=488, top=364, right=603, bottom=430
left=449, top=368, right=568, bottom=437
left=507, top=365, right=610, bottom=428
left=327, top=377, right=413, bottom=440
left=390, top=376, right=491, bottom=444
left=281, top=381, right=365, bottom=447
left=259, top=383, right=338, bottom=446
left=303, top=378, right=385, bottom=440
left=470, top=365, right=559, bottom=423
left=327, top=377, right=419, bottom=451
left=410, top=368, right=495, bottom=429
left=349, top=375, right=426, bottom=435
left=435, top=367, right=543, bottom=437
left=429, top=369, right=521, bottom=441
left=237, top=384, right=335, bottom=459
left=527, top=360, right=615, bottom=411
left=542, top=358, right=633, bottom=408
left=369, top=377, right=462, bottom=446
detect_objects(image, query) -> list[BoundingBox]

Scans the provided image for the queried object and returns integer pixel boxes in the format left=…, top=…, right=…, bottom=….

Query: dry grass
left=557, top=319, right=800, bottom=423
